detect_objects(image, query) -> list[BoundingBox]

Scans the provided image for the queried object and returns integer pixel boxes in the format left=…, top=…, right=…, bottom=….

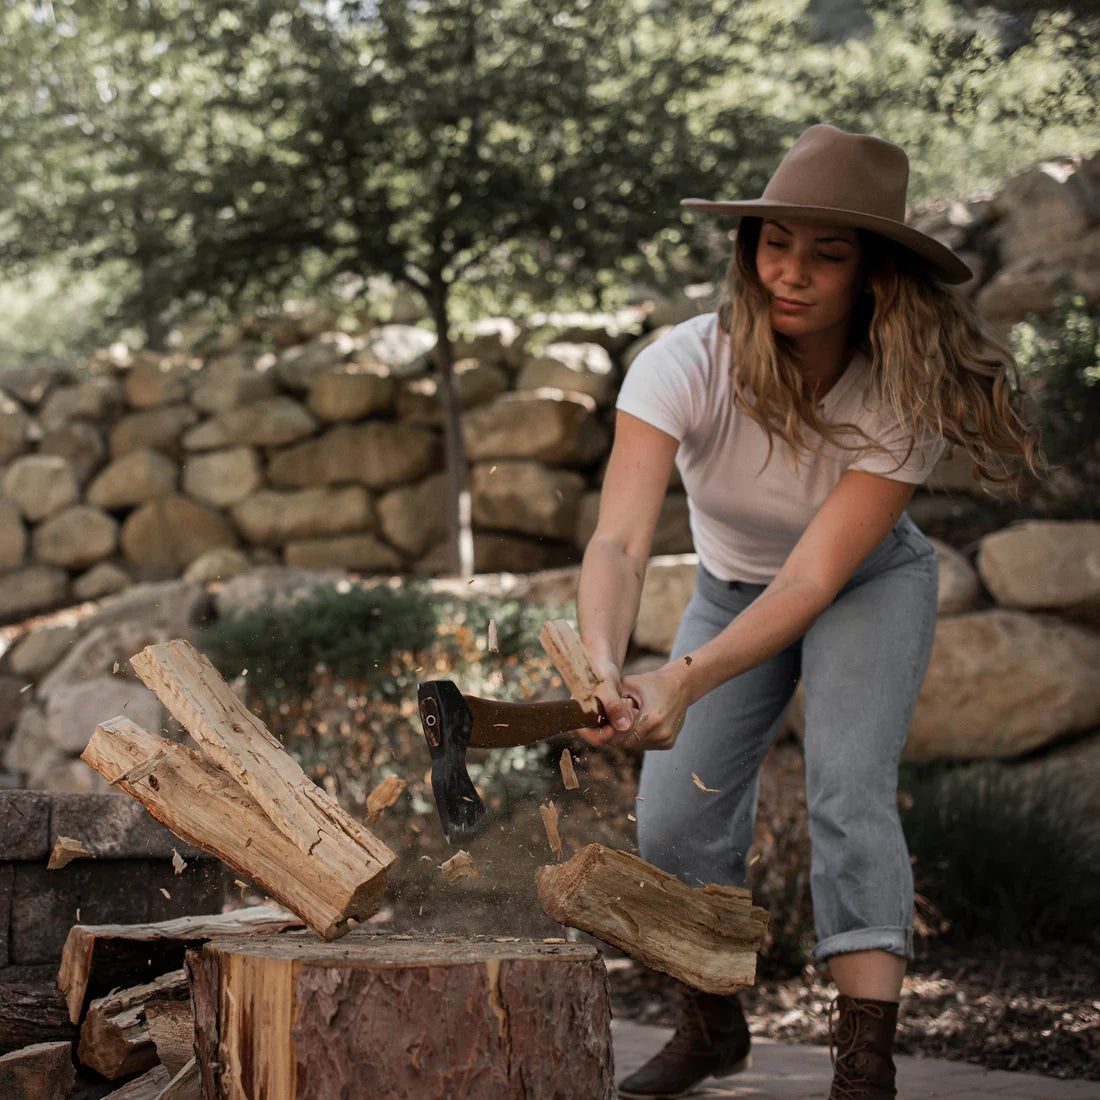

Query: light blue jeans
left=636, top=514, right=938, bottom=965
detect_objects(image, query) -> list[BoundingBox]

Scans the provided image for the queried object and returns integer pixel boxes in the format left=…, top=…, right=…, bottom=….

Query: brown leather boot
left=827, top=994, right=899, bottom=1099
left=617, top=987, right=751, bottom=1098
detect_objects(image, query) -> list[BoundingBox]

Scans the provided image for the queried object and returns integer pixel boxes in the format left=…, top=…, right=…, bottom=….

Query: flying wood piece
left=58, top=903, right=301, bottom=1026
left=692, top=772, right=720, bottom=793
left=0, top=1041, right=75, bottom=1100
left=538, top=620, right=602, bottom=714
left=559, top=749, right=579, bottom=790
left=82, top=718, right=391, bottom=947
left=47, top=836, right=92, bottom=870
left=366, top=775, right=407, bottom=825
left=540, top=801, right=563, bottom=859
left=77, top=969, right=186, bottom=1081
left=536, top=843, right=769, bottom=994
left=439, top=850, right=481, bottom=883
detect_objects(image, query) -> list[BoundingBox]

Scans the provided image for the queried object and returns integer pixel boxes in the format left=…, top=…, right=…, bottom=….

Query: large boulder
left=120, top=497, right=237, bottom=568
left=184, top=396, right=318, bottom=451
left=463, top=390, right=608, bottom=466
left=976, top=226, right=1100, bottom=325
left=182, top=447, right=263, bottom=508
left=0, top=565, right=68, bottom=621
left=43, top=677, right=165, bottom=757
left=284, top=533, right=403, bottom=571
left=307, top=366, right=396, bottom=422
left=110, top=404, right=199, bottom=459
left=90, top=579, right=212, bottom=636
left=9, top=624, right=80, bottom=678
left=977, top=521, right=1100, bottom=620
left=38, top=422, right=107, bottom=483
left=632, top=555, right=698, bottom=654
left=273, top=332, right=359, bottom=392
left=39, top=375, right=125, bottom=430
left=212, top=565, right=348, bottom=617
left=469, top=461, right=586, bottom=539
left=266, top=423, right=440, bottom=491
left=987, top=157, right=1096, bottom=267
left=72, top=562, right=131, bottom=601
left=906, top=610, right=1100, bottom=761
left=86, top=448, right=178, bottom=509
left=191, top=369, right=278, bottom=415
left=231, top=486, right=374, bottom=545
left=32, top=505, right=118, bottom=569
left=124, top=354, right=199, bottom=408
left=377, top=473, right=449, bottom=557
left=395, top=360, right=510, bottom=426
left=516, top=343, right=617, bottom=406
left=2, top=454, right=80, bottom=521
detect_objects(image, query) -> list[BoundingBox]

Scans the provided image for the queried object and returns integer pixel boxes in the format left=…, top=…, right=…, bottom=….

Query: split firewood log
left=77, top=969, right=186, bottom=1080
left=536, top=843, right=769, bottom=994
left=0, top=1041, right=75, bottom=1100
left=103, top=1063, right=171, bottom=1097
left=0, top=980, right=76, bottom=1054
left=144, top=990, right=193, bottom=1077
left=159, top=1057, right=200, bottom=1100
left=58, top=904, right=300, bottom=1025
left=538, top=620, right=602, bottom=712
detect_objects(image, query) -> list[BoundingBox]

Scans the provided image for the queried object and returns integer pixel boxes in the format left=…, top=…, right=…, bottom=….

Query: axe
left=418, top=680, right=606, bottom=844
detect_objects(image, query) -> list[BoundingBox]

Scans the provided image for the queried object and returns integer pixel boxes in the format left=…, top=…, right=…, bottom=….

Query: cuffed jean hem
left=812, top=925, right=914, bottom=966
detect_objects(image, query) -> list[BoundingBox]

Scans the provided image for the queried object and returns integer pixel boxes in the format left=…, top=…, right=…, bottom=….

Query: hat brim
left=681, top=198, right=973, bottom=285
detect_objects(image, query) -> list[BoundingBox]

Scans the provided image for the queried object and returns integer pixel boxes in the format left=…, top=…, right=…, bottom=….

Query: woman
left=576, top=125, right=1041, bottom=1100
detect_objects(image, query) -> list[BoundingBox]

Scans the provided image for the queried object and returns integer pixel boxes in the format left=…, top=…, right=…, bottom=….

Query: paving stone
left=0, top=792, right=51, bottom=860
left=49, top=793, right=207, bottom=860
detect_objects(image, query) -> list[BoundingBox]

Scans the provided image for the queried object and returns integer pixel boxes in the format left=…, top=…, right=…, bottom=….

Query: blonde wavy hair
left=716, top=218, right=1044, bottom=486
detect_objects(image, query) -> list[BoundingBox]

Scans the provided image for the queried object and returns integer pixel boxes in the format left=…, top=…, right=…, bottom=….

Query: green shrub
left=899, top=758, right=1100, bottom=947
left=1011, top=293, right=1100, bottom=513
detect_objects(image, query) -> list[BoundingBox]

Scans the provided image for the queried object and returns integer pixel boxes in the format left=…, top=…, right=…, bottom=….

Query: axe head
left=418, top=680, right=491, bottom=845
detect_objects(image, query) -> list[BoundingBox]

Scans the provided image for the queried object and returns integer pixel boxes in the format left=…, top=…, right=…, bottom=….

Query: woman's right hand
left=576, top=658, right=639, bottom=747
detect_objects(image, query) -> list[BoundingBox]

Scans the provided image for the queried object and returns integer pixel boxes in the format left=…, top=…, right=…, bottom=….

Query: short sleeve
left=616, top=318, right=711, bottom=442
left=849, top=416, right=946, bottom=484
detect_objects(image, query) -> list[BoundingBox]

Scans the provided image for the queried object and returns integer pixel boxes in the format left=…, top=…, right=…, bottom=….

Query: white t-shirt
left=617, top=313, right=944, bottom=583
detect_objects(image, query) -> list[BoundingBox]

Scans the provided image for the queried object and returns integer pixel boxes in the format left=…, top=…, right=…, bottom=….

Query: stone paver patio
left=611, top=1020, right=1100, bottom=1099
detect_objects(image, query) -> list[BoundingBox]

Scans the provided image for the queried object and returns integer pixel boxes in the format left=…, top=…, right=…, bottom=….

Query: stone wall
left=0, top=148, right=1098, bottom=623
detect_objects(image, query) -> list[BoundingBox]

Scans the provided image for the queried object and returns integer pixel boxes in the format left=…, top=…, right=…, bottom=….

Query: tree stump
left=188, top=929, right=614, bottom=1099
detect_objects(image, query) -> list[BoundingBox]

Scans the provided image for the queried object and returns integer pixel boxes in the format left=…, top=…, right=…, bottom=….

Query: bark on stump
left=187, top=929, right=614, bottom=1099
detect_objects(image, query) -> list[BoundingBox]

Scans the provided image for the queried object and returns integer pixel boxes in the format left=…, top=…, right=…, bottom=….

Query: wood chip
left=559, top=749, right=579, bottom=790
left=540, top=801, right=562, bottom=859
left=692, top=772, right=720, bottom=793
left=170, top=848, right=188, bottom=875
left=160, top=888, right=171, bottom=900
left=48, top=836, right=92, bottom=870
left=488, top=619, right=498, bottom=652
left=542, top=937, right=566, bottom=944
left=366, top=775, right=407, bottom=824
left=440, top=850, right=481, bottom=883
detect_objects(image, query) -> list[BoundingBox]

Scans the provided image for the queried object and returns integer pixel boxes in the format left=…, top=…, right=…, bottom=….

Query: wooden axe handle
left=463, top=695, right=604, bottom=749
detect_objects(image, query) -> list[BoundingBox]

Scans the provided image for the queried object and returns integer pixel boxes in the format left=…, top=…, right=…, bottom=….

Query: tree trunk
left=0, top=1041, right=75, bottom=1100
left=536, top=843, right=769, bottom=994
left=188, top=930, right=614, bottom=1099
left=77, top=969, right=186, bottom=1080
left=427, top=275, right=475, bottom=578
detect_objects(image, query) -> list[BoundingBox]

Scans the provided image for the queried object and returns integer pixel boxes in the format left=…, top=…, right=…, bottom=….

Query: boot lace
left=828, top=995, right=892, bottom=1100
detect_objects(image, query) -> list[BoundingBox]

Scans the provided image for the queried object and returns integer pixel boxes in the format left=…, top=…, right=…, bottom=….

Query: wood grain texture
left=192, top=930, right=614, bottom=1099
left=82, top=717, right=387, bottom=942
left=58, top=903, right=299, bottom=1025
left=77, top=968, right=186, bottom=1080
left=538, top=620, right=603, bottom=713
left=536, top=843, right=769, bottom=994
left=0, top=1040, right=74, bottom=1100
left=130, top=640, right=392, bottom=868
left=144, top=994, right=193, bottom=1077
left=0, top=980, right=76, bottom=1054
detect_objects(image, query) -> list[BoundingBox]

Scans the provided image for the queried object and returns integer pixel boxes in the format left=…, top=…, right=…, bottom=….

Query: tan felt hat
left=682, top=124, right=972, bottom=284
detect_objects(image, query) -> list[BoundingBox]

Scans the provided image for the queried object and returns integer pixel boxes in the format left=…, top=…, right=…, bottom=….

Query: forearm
left=576, top=535, right=647, bottom=673
left=672, top=573, right=828, bottom=704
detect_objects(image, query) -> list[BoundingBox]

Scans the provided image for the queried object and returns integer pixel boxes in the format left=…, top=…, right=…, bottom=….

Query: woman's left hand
left=617, top=660, right=693, bottom=750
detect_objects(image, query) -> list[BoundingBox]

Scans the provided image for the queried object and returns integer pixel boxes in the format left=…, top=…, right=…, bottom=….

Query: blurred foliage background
left=1, top=0, right=1097, bottom=363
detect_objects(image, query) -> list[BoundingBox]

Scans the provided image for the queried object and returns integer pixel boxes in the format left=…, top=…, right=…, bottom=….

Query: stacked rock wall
left=0, top=148, right=1098, bottom=622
